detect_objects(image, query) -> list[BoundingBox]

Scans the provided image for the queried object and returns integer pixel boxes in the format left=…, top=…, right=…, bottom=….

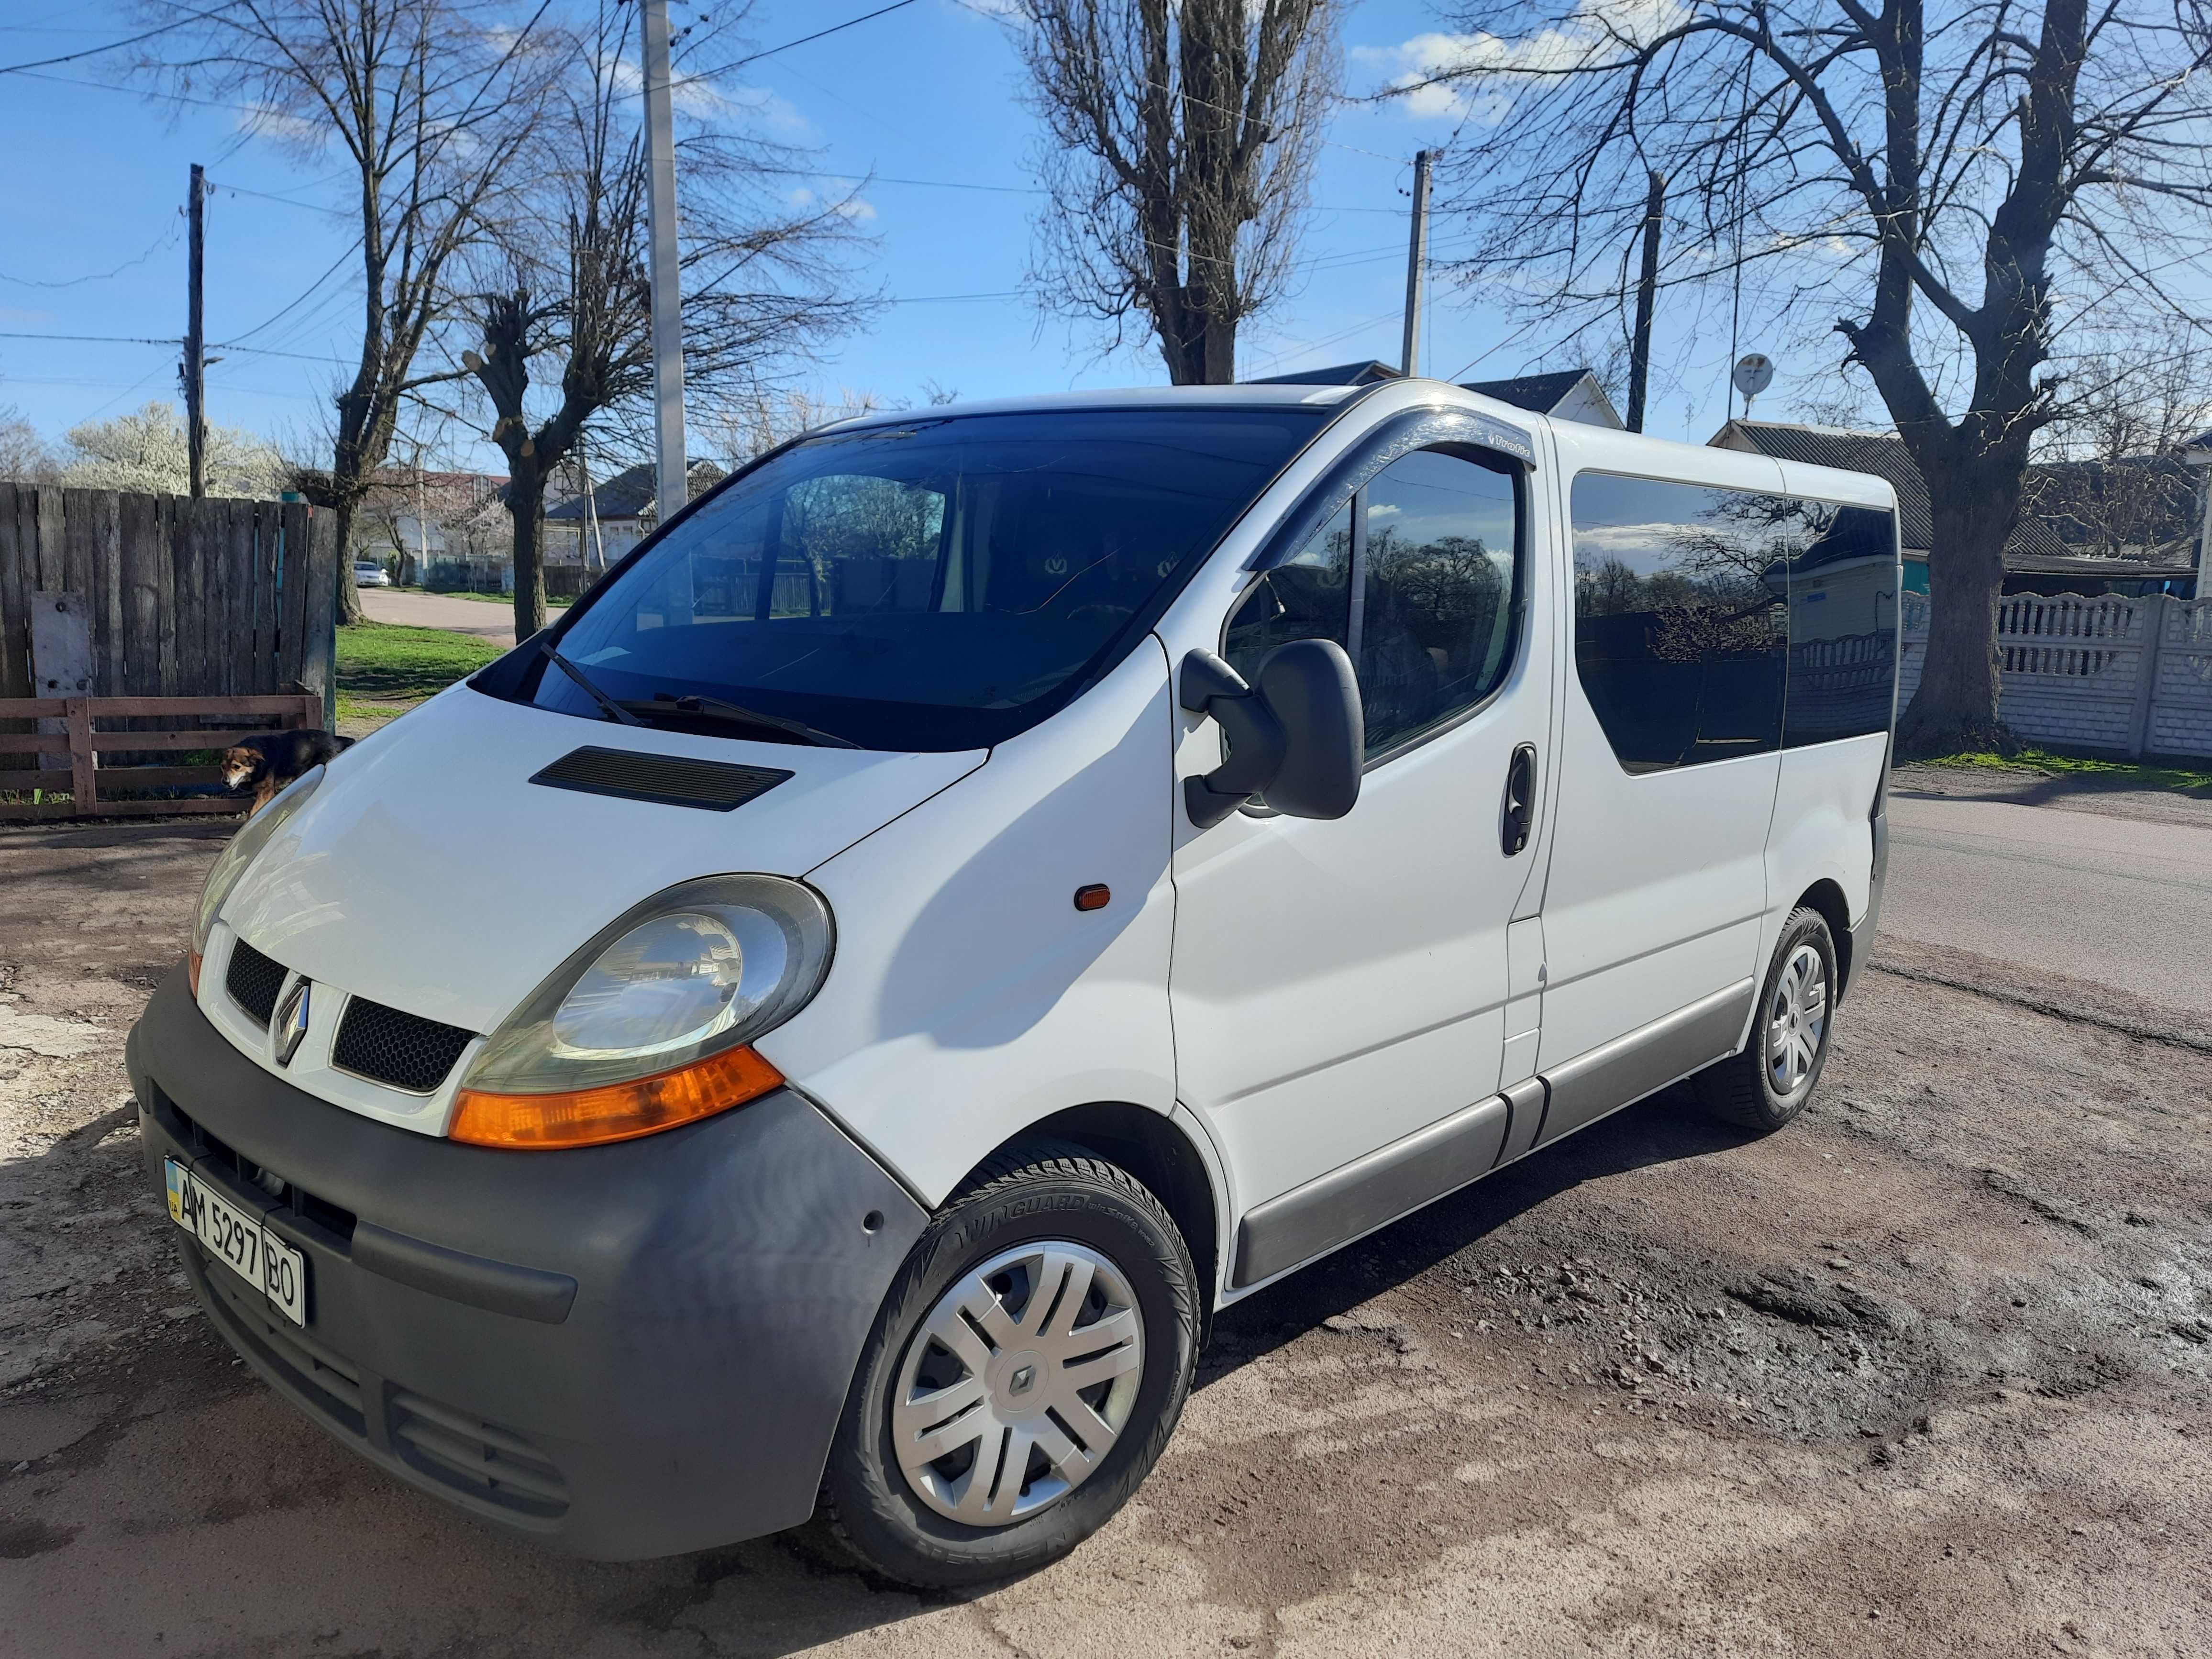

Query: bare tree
left=1008, top=0, right=1341, bottom=384
left=2027, top=333, right=2211, bottom=562
left=445, top=1, right=872, bottom=639
left=0, top=404, right=57, bottom=484
left=144, top=0, right=560, bottom=624
left=1387, top=0, right=2212, bottom=754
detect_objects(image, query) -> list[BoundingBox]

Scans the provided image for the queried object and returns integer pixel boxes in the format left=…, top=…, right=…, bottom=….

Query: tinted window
left=1227, top=448, right=1523, bottom=759
left=520, top=409, right=1326, bottom=751
left=1784, top=502, right=1898, bottom=745
left=1571, top=473, right=1788, bottom=772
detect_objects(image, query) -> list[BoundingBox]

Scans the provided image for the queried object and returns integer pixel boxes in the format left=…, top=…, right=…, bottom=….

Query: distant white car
left=353, top=561, right=392, bottom=588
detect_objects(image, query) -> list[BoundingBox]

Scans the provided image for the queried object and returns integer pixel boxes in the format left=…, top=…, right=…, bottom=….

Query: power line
left=0, top=13, right=205, bottom=75
left=0, top=220, right=180, bottom=289
left=669, top=0, right=920, bottom=90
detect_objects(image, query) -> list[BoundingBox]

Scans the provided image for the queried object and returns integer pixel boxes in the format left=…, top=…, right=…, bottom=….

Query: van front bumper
left=126, top=967, right=926, bottom=1559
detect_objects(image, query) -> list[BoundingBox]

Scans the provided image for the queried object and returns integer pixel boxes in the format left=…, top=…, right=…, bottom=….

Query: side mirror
left=1180, top=641, right=1363, bottom=829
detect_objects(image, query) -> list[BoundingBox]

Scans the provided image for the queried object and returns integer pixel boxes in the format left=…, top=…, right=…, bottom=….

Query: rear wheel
left=819, top=1143, right=1199, bottom=1589
left=1695, top=905, right=1837, bottom=1132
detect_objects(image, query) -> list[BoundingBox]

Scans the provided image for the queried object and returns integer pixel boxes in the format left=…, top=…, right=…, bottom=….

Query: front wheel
left=1694, top=905, right=1838, bottom=1132
left=819, top=1143, right=1199, bottom=1589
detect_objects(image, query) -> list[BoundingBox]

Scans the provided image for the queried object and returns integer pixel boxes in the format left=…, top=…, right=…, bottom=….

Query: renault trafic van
left=129, top=378, right=1898, bottom=1587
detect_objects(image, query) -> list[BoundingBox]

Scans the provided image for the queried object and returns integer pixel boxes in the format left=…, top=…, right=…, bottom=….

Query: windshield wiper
left=540, top=640, right=643, bottom=726
left=618, top=692, right=860, bottom=750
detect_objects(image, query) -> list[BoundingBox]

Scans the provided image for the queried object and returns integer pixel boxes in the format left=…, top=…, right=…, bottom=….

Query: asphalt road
left=1885, top=773, right=2212, bottom=1015
left=358, top=586, right=518, bottom=644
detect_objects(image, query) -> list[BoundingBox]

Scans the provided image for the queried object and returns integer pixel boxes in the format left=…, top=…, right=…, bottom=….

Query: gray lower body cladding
left=127, top=968, right=926, bottom=1559
left=1231, top=980, right=1757, bottom=1290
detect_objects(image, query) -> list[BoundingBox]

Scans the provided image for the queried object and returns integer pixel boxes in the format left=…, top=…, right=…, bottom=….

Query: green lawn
left=336, top=621, right=506, bottom=719
left=1918, top=748, right=2212, bottom=795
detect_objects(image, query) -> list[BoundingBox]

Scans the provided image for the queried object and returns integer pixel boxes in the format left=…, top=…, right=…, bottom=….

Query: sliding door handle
left=1501, top=743, right=1537, bottom=856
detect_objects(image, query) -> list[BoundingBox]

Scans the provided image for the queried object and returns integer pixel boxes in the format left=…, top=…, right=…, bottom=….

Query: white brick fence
left=1900, top=591, right=2212, bottom=760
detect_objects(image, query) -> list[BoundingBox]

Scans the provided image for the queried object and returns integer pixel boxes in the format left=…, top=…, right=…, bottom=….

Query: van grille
left=331, top=999, right=476, bottom=1094
left=225, top=940, right=288, bottom=1027
left=529, top=744, right=791, bottom=811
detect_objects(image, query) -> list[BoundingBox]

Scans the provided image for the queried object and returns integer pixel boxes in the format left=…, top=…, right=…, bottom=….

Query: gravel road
left=0, top=790, right=2206, bottom=1657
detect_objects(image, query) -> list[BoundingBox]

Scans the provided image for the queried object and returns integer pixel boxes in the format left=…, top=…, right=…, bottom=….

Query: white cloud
left=726, top=82, right=808, bottom=133
left=833, top=196, right=877, bottom=222
left=1356, top=0, right=1688, bottom=123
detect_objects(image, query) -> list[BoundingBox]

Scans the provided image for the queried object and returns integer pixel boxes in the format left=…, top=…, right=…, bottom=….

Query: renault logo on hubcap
left=273, top=978, right=312, bottom=1068
left=1009, top=1364, right=1036, bottom=1396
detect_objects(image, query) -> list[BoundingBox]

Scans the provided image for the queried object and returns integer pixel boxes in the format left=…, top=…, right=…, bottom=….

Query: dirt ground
left=0, top=811, right=2206, bottom=1658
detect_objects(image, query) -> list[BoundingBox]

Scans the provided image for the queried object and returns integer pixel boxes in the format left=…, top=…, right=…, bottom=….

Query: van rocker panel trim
left=1536, top=978, right=1756, bottom=1146
left=126, top=966, right=927, bottom=1559
left=1232, top=1092, right=1510, bottom=1288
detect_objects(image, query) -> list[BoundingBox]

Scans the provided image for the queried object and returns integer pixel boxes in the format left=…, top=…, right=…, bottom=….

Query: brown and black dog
left=221, top=730, right=354, bottom=815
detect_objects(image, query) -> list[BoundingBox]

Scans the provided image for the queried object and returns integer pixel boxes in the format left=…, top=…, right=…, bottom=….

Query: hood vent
left=528, top=745, right=793, bottom=812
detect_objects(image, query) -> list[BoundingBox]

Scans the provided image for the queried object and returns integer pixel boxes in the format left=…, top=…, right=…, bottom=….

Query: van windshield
left=514, top=407, right=1328, bottom=751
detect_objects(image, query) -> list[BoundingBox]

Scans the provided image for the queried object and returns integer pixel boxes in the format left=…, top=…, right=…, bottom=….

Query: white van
left=130, top=379, right=1898, bottom=1586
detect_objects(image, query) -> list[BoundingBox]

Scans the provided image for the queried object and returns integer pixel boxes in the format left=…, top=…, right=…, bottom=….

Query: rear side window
left=1227, top=447, right=1523, bottom=760
left=1783, top=501, right=1899, bottom=745
left=1570, top=473, right=1789, bottom=772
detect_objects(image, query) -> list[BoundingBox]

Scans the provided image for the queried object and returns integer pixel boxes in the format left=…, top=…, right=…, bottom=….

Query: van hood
left=220, top=686, right=985, bottom=1034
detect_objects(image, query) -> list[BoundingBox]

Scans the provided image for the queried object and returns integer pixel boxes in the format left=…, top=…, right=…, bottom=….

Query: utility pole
left=640, top=0, right=686, bottom=528
left=1399, top=150, right=1434, bottom=378
left=1626, top=170, right=1664, bottom=433
left=182, top=163, right=207, bottom=498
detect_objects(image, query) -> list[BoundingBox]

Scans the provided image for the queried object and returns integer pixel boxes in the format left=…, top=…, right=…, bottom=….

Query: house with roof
left=1711, top=420, right=2197, bottom=598
left=1246, top=362, right=1625, bottom=428
left=546, top=459, right=727, bottom=568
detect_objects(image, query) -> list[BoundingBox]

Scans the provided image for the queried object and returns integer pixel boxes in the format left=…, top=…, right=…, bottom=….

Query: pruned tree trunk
left=507, top=459, right=550, bottom=642
left=333, top=501, right=367, bottom=627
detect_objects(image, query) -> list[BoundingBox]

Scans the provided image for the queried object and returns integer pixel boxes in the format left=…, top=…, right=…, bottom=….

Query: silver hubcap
left=892, top=1241, right=1145, bottom=1528
left=1767, top=942, right=1829, bottom=1095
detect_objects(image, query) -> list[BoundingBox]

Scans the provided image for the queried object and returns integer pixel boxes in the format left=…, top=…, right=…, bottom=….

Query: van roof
left=817, top=380, right=1902, bottom=511
left=820, top=382, right=1372, bottom=431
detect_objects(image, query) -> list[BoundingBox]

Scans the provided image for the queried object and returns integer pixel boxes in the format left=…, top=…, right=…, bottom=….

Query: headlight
left=188, top=767, right=325, bottom=994
left=451, top=874, right=832, bottom=1149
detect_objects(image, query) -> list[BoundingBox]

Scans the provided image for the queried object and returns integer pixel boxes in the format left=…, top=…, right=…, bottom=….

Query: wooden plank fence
left=0, top=692, right=323, bottom=821
left=0, top=484, right=337, bottom=711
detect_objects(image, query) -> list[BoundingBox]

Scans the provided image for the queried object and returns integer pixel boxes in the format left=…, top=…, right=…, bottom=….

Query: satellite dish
left=1732, top=353, right=1775, bottom=404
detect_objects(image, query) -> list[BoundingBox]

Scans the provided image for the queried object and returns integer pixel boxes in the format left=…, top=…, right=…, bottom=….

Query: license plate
left=165, top=1158, right=308, bottom=1327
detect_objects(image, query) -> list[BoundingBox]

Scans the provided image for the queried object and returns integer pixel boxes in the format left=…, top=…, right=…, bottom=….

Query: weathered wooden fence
left=0, top=692, right=323, bottom=821
left=0, top=484, right=337, bottom=711
left=1901, top=591, right=2212, bottom=760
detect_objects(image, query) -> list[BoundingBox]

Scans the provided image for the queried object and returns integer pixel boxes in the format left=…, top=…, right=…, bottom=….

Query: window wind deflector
left=617, top=693, right=861, bottom=749
left=1244, top=406, right=1536, bottom=573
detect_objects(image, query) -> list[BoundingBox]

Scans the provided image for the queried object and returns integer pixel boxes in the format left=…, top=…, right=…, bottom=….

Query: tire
left=819, top=1141, right=1200, bottom=1589
left=1695, top=905, right=1838, bottom=1133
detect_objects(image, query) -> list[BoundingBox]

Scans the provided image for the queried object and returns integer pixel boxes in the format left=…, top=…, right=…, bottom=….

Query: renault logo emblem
left=272, top=978, right=312, bottom=1068
left=1009, top=1364, right=1036, bottom=1396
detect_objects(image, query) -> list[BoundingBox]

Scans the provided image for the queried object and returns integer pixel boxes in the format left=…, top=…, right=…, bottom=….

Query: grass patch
left=337, top=621, right=505, bottom=708
left=1918, top=748, right=2212, bottom=795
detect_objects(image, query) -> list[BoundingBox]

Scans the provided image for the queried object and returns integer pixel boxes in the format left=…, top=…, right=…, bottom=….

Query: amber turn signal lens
left=187, top=950, right=202, bottom=997
left=448, top=1044, right=785, bottom=1150
left=1073, top=883, right=1111, bottom=911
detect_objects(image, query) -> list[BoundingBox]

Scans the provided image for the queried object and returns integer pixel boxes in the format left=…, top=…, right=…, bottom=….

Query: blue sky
left=0, top=0, right=1791, bottom=467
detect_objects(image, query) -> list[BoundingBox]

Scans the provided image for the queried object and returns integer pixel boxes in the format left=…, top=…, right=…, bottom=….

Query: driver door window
left=1226, top=447, right=1523, bottom=759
